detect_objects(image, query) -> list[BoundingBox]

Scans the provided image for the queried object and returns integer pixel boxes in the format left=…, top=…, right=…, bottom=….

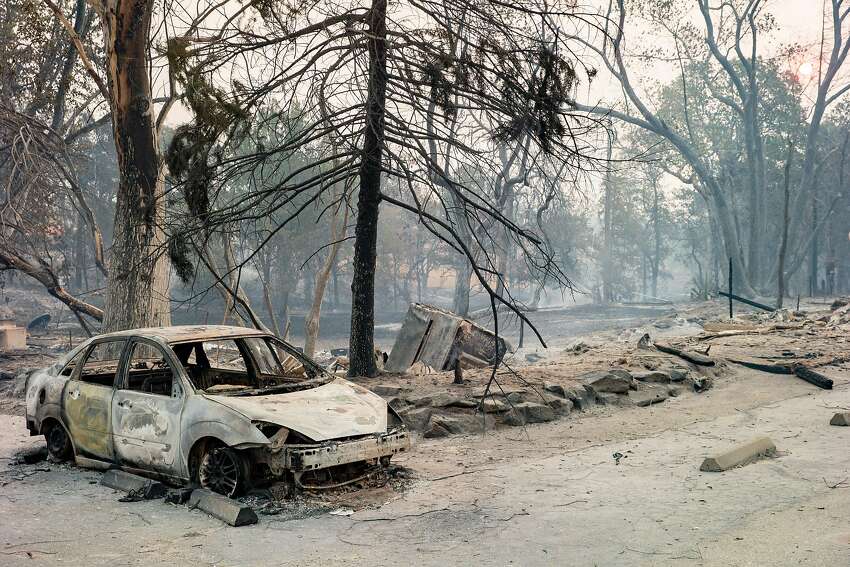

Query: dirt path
left=2, top=360, right=848, bottom=566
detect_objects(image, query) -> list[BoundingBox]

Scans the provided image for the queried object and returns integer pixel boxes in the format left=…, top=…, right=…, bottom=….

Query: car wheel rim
left=199, top=449, right=240, bottom=497
left=47, top=426, right=67, bottom=456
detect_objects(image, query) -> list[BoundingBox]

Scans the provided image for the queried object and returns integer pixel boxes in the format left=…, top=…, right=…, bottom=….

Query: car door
left=111, top=339, right=184, bottom=474
left=63, top=339, right=128, bottom=461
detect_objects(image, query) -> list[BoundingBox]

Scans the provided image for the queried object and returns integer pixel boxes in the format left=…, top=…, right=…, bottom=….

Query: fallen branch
left=654, top=342, right=715, bottom=366
left=791, top=364, right=833, bottom=390
left=718, top=291, right=776, bottom=312
left=728, top=359, right=833, bottom=389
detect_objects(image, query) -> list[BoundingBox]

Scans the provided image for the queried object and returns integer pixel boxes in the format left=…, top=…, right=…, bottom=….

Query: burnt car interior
left=125, top=343, right=175, bottom=396
left=75, top=340, right=126, bottom=387
left=170, top=337, right=325, bottom=395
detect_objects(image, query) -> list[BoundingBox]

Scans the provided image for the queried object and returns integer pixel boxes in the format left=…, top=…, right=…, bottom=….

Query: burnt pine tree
left=166, top=0, right=606, bottom=376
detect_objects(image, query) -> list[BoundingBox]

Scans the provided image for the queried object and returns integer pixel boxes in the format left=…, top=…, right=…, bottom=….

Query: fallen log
left=654, top=342, right=716, bottom=366
left=728, top=359, right=792, bottom=374
left=791, top=364, right=833, bottom=390
left=728, top=359, right=833, bottom=390
left=718, top=291, right=776, bottom=312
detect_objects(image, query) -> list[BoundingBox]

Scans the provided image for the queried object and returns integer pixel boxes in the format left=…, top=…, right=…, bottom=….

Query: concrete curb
left=101, top=469, right=167, bottom=499
left=699, top=437, right=777, bottom=472
left=188, top=489, right=258, bottom=526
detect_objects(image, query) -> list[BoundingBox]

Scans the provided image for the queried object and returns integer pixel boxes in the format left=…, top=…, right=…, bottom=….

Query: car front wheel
left=198, top=445, right=250, bottom=498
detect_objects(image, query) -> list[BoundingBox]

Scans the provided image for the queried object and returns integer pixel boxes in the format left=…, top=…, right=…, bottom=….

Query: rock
left=407, top=391, right=461, bottom=408
left=595, top=392, right=633, bottom=406
left=499, top=401, right=556, bottom=424
left=565, top=386, right=595, bottom=410
left=423, top=422, right=450, bottom=438
left=482, top=398, right=509, bottom=413
left=448, top=398, right=478, bottom=409
left=501, top=410, right=526, bottom=426
left=830, top=412, right=850, bottom=426
left=581, top=370, right=632, bottom=394
left=699, top=437, right=776, bottom=472
left=505, top=391, right=525, bottom=404
left=387, top=397, right=410, bottom=411
left=425, top=412, right=493, bottom=436
left=543, top=395, right=573, bottom=415
left=399, top=407, right=432, bottom=431
left=371, top=384, right=410, bottom=397
left=666, top=368, right=688, bottom=382
left=632, top=371, right=671, bottom=384
left=629, top=386, right=668, bottom=407
left=543, top=383, right=566, bottom=398
left=667, top=385, right=684, bottom=397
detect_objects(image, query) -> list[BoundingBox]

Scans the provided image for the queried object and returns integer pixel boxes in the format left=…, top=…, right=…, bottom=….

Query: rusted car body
left=25, top=325, right=409, bottom=496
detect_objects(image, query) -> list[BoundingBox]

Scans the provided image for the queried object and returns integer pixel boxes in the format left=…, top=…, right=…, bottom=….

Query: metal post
left=728, top=257, right=733, bottom=319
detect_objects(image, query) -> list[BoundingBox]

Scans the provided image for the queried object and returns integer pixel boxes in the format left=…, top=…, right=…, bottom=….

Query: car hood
left=203, top=379, right=388, bottom=442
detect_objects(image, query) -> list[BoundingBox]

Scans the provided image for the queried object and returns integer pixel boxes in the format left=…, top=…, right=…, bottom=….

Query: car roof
left=95, top=325, right=271, bottom=344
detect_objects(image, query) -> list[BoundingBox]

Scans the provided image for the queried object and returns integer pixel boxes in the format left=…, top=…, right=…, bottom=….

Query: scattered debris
left=16, top=446, right=47, bottom=465
left=385, top=304, right=509, bottom=373
left=699, top=437, right=777, bottom=472
left=165, top=488, right=195, bottom=505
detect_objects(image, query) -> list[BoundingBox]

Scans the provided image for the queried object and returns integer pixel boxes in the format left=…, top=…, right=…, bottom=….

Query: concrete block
left=0, top=327, right=26, bottom=351
left=699, top=437, right=776, bottom=472
left=188, top=489, right=258, bottom=526
left=830, top=412, right=850, bottom=426
left=101, top=469, right=167, bottom=499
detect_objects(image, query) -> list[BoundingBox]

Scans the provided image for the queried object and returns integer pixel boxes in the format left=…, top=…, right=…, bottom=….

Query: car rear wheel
left=198, top=446, right=249, bottom=498
left=45, top=423, right=73, bottom=461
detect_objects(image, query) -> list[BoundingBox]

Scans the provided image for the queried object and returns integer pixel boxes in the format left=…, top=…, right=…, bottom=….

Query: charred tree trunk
left=777, top=142, right=793, bottom=308
left=452, top=261, right=471, bottom=316
left=99, top=0, right=171, bottom=331
left=348, top=0, right=387, bottom=378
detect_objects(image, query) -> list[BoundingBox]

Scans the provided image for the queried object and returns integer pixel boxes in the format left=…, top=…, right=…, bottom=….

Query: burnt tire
left=45, top=423, right=73, bottom=461
left=198, top=445, right=250, bottom=498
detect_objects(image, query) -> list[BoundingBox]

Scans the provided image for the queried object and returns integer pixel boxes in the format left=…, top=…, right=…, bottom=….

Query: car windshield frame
left=167, top=334, right=331, bottom=396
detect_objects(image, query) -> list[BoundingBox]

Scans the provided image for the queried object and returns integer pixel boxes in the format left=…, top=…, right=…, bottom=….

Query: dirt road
left=2, top=361, right=848, bottom=566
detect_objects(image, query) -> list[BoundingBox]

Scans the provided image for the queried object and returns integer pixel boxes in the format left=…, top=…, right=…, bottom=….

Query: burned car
left=24, top=325, right=409, bottom=496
